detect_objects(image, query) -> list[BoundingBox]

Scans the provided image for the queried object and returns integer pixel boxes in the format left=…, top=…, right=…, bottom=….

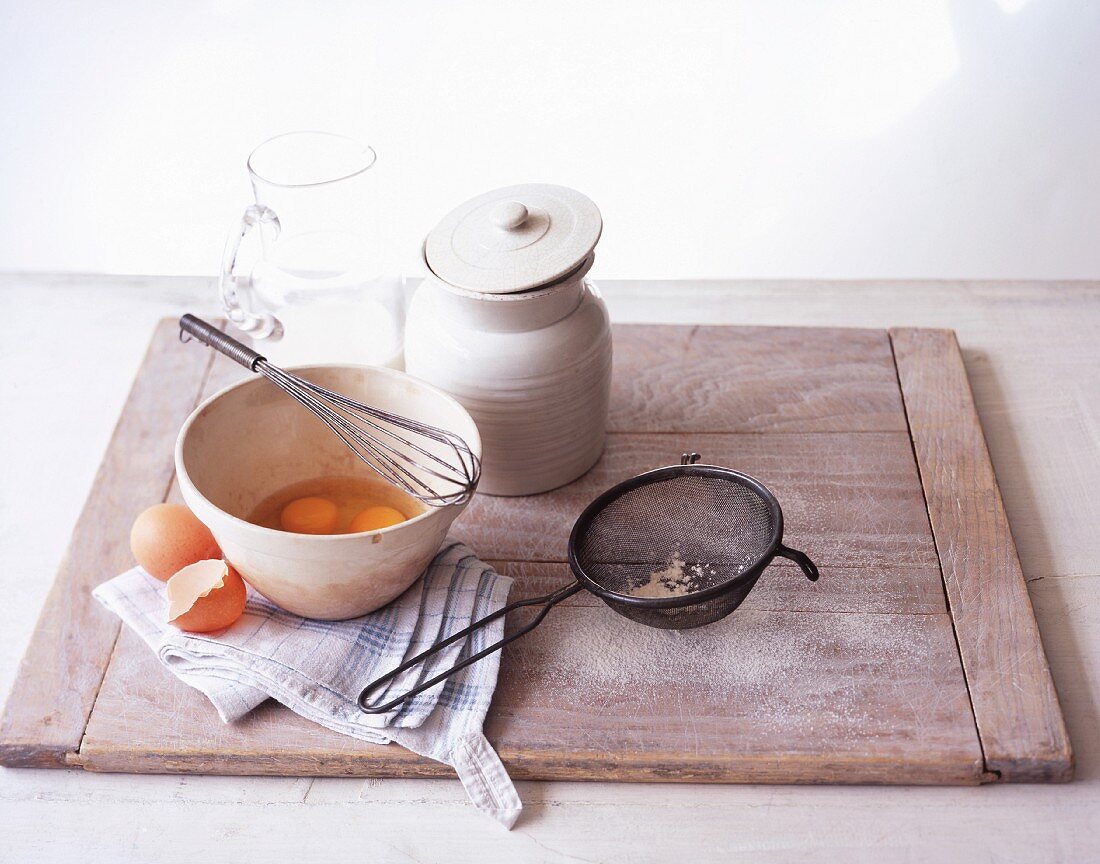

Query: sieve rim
left=567, top=463, right=785, bottom=609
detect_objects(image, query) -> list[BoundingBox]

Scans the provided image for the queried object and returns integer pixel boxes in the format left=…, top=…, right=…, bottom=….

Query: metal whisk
left=179, top=314, right=480, bottom=507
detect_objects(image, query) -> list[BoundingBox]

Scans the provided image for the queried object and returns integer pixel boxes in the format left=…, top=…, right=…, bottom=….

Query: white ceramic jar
left=405, top=184, right=612, bottom=496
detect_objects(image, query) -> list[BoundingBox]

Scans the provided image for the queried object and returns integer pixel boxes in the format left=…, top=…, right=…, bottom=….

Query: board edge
left=0, top=317, right=216, bottom=769
left=889, top=326, right=1073, bottom=784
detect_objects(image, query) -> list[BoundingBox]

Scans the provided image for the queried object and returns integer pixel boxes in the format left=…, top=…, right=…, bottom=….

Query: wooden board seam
left=485, top=559, right=945, bottom=571
left=604, top=429, right=914, bottom=435
left=889, top=327, right=1073, bottom=783
left=887, top=328, right=991, bottom=779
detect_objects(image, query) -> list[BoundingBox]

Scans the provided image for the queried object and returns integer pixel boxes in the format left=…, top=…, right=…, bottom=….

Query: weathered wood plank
left=891, top=327, right=1073, bottom=782
left=88, top=341, right=254, bottom=739
left=487, top=603, right=981, bottom=784
left=609, top=323, right=908, bottom=433
left=78, top=627, right=441, bottom=777
left=79, top=604, right=983, bottom=785
left=0, top=319, right=215, bottom=768
left=456, top=431, right=939, bottom=569
left=489, top=561, right=947, bottom=615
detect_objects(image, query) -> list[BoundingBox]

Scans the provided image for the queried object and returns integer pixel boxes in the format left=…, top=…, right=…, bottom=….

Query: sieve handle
left=776, top=544, right=819, bottom=581
left=357, top=581, right=584, bottom=715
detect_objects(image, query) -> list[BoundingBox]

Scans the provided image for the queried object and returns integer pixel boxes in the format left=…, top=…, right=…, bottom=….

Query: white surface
left=3, top=0, right=1100, bottom=280
left=1, top=275, right=1098, bottom=861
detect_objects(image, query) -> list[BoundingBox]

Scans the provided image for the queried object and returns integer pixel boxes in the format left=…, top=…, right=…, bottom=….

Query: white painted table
left=1, top=275, right=1097, bottom=861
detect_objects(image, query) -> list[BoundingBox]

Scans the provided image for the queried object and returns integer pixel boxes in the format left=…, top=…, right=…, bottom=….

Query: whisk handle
left=179, top=314, right=266, bottom=371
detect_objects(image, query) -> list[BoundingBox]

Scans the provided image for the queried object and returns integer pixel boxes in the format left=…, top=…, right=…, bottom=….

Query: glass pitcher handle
left=219, top=204, right=284, bottom=340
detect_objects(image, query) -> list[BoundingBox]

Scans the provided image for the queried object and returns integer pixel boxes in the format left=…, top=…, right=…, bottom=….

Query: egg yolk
left=350, top=505, right=406, bottom=533
left=280, top=496, right=340, bottom=534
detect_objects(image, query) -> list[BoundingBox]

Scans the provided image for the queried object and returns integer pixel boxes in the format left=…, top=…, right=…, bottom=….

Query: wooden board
left=0, top=320, right=1072, bottom=784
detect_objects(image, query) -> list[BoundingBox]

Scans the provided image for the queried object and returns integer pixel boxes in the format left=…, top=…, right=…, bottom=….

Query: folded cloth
left=93, top=541, right=522, bottom=828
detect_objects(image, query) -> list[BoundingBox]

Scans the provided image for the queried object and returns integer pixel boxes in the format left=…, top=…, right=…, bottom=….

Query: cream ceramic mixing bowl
left=175, top=365, right=481, bottom=620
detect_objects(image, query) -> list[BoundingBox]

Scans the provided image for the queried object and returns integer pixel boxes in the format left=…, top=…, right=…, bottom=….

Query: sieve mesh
left=571, top=469, right=781, bottom=629
left=360, top=460, right=819, bottom=713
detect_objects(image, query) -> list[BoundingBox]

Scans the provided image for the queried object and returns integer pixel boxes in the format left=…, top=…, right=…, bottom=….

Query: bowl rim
left=174, top=362, right=481, bottom=543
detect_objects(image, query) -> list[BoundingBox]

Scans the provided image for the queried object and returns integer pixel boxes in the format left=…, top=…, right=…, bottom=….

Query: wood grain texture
left=891, top=328, right=1073, bottom=782
left=604, top=280, right=1100, bottom=580
left=79, top=627, right=436, bottom=777
left=486, top=603, right=981, bottom=784
left=72, top=321, right=985, bottom=785
left=0, top=319, right=214, bottom=767
left=9, top=318, right=1065, bottom=790
left=456, top=431, right=939, bottom=569
left=490, top=561, right=948, bottom=615
left=609, top=323, right=909, bottom=433
left=79, top=605, right=983, bottom=785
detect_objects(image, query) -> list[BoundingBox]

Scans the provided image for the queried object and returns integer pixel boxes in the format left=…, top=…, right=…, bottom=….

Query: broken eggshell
left=166, top=559, right=247, bottom=633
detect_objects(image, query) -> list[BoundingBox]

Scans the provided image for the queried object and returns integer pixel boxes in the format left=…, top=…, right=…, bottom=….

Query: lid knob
left=489, top=201, right=529, bottom=231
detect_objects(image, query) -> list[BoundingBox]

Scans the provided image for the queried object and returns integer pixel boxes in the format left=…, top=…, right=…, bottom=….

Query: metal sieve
left=358, top=452, right=819, bottom=714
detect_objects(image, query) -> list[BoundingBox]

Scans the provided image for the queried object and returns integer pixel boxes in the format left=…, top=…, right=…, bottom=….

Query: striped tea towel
left=92, top=541, right=522, bottom=828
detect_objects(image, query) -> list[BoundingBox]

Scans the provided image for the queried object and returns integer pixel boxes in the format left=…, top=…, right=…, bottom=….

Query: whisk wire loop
left=307, top=376, right=478, bottom=485
left=257, top=363, right=445, bottom=498
left=179, top=315, right=480, bottom=507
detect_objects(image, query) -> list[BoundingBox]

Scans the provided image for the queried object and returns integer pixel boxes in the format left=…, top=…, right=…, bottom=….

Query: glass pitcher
left=220, top=131, right=405, bottom=368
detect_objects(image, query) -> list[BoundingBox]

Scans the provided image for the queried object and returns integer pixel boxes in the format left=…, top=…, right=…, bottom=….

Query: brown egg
left=130, top=503, right=221, bottom=581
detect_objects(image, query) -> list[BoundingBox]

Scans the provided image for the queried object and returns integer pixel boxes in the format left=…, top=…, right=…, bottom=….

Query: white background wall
left=2, top=0, right=1098, bottom=280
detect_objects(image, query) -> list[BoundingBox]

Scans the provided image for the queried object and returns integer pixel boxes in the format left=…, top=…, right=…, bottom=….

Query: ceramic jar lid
left=425, top=183, right=603, bottom=294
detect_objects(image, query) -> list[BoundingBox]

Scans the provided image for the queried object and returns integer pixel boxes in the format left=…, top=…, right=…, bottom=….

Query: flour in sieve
left=624, top=550, right=734, bottom=598
left=623, top=552, right=751, bottom=598
left=626, top=553, right=706, bottom=597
